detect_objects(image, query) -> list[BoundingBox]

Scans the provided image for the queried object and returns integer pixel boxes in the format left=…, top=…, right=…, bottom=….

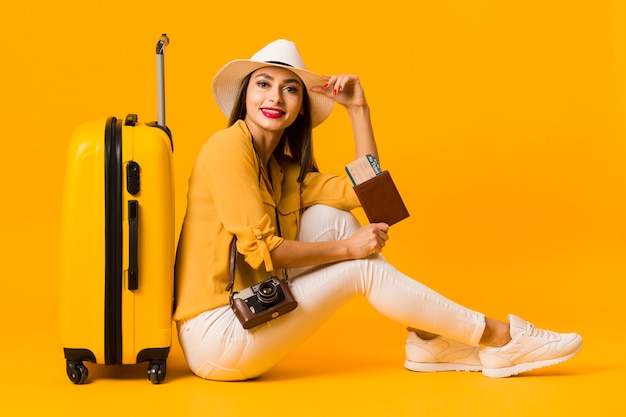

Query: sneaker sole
left=404, top=360, right=482, bottom=373
left=481, top=344, right=583, bottom=378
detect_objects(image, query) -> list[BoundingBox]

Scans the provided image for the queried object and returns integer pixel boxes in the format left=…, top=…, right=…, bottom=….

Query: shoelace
left=523, top=321, right=559, bottom=341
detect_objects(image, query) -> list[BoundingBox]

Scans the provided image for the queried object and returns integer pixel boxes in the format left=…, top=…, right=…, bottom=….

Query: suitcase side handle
left=128, top=200, right=139, bottom=291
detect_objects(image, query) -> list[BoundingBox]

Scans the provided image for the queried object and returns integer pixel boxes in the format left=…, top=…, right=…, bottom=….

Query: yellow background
left=1, top=0, right=625, bottom=416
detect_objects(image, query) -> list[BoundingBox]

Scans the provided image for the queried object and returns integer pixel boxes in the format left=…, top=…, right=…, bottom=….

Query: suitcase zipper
left=104, top=116, right=123, bottom=365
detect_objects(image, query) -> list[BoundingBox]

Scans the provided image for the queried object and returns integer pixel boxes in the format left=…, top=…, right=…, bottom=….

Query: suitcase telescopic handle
left=156, top=34, right=169, bottom=127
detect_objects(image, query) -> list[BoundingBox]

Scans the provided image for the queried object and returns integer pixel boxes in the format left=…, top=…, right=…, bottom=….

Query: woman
left=173, top=39, right=582, bottom=381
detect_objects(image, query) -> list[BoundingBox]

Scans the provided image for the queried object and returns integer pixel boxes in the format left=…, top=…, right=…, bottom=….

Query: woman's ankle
left=408, top=327, right=439, bottom=341
left=480, top=318, right=512, bottom=347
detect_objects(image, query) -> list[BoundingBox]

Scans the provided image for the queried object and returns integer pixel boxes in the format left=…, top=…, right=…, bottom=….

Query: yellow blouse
left=173, top=120, right=361, bottom=321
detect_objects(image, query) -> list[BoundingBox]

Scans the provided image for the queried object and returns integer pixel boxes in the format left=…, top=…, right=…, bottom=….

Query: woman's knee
left=298, top=205, right=361, bottom=242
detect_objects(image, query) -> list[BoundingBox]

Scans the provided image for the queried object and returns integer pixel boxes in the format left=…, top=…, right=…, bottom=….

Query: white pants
left=177, top=205, right=486, bottom=381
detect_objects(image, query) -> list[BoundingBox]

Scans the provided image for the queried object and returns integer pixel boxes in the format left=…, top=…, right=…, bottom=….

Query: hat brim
left=212, top=60, right=335, bottom=128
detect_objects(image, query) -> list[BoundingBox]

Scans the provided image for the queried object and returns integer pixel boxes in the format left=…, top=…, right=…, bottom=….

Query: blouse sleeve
left=199, top=125, right=283, bottom=272
left=300, top=170, right=361, bottom=210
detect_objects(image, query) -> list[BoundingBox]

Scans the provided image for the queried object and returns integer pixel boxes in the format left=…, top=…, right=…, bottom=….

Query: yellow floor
left=1, top=297, right=622, bottom=417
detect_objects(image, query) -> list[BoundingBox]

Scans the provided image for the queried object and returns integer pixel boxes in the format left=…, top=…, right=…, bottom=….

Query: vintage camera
left=231, top=276, right=298, bottom=329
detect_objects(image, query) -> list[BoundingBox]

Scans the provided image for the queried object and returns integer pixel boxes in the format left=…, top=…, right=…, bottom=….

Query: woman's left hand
left=310, top=74, right=367, bottom=109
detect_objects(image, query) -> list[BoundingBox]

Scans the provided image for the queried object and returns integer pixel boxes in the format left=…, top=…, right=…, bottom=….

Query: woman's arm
left=310, top=74, right=379, bottom=160
left=270, top=222, right=389, bottom=270
left=271, top=75, right=386, bottom=271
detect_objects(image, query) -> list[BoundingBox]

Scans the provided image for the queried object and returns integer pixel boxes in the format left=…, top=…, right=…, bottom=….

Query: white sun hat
left=212, top=39, right=335, bottom=127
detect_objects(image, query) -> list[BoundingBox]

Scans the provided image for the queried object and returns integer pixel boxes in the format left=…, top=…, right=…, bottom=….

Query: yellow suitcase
left=60, top=35, right=174, bottom=384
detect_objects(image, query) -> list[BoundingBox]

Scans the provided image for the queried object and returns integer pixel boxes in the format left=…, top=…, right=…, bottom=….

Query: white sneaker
left=404, top=331, right=482, bottom=372
left=479, top=314, right=583, bottom=378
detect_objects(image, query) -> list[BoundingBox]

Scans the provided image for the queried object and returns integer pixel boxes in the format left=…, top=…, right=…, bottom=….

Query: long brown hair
left=228, top=72, right=318, bottom=183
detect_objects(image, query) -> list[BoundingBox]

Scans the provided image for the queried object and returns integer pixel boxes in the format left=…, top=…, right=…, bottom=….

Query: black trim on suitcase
left=126, top=161, right=141, bottom=195
left=64, top=348, right=96, bottom=363
left=137, top=347, right=170, bottom=363
left=125, top=113, right=138, bottom=126
left=146, top=121, right=173, bottom=150
left=104, top=117, right=123, bottom=365
left=128, top=200, right=139, bottom=291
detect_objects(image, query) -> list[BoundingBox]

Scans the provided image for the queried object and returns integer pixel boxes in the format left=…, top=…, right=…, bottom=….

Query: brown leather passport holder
left=353, top=170, right=410, bottom=226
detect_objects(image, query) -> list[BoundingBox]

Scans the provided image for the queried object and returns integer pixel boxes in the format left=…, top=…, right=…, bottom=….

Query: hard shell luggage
left=61, top=35, right=174, bottom=384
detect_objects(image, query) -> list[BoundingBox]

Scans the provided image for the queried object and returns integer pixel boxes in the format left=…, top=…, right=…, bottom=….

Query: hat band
left=265, top=60, right=293, bottom=67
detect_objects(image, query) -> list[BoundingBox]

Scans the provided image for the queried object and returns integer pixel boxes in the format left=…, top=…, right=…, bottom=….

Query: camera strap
left=273, top=207, right=289, bottom=282
left=226, top=209, right=289, bottom=302
left=226, top=236, right=238, bottom=304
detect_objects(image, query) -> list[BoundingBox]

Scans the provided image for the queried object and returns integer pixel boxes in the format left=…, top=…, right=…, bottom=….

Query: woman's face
left=244, top=66, right=304, bottom=136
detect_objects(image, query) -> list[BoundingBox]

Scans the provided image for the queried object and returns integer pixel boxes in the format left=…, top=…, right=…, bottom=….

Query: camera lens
left=257, top=281, right=278, bottom=305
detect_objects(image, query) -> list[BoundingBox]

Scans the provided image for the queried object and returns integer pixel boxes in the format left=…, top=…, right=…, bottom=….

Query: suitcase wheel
left=66, top=360, right=88, bottom=384
left=147, top=359, right=167, bottom=384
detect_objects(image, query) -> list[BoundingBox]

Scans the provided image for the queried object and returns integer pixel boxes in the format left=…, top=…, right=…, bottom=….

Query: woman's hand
left=310, top=74, right=367, bottom=109
left=344, top=223, right=389, bottom=259
left=311, top=74, right=378, bottom=159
